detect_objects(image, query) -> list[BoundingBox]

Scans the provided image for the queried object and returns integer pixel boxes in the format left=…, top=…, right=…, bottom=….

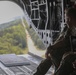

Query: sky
left=0, top=1, right=24, bottom=24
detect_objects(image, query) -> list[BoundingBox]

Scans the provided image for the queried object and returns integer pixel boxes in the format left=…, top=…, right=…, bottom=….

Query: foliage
left=0, top=19, right=28, bottom=54
left=26, top=24, right=45, bottom=50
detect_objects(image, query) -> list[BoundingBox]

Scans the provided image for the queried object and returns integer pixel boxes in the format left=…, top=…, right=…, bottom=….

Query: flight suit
left=34, top=26, right=72, bottom=75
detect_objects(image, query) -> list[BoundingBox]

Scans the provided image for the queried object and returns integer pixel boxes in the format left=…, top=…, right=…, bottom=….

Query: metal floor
left=0, top=53, right=53, bottom=75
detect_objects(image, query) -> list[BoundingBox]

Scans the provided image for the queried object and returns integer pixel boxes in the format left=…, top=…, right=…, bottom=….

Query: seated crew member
left=54, top=7, right=76, bottom=75
left=34, top=8, right=76, bottom=75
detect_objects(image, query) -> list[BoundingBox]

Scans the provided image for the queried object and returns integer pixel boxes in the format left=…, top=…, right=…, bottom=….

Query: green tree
left=0, top=19, right=28, bottom=54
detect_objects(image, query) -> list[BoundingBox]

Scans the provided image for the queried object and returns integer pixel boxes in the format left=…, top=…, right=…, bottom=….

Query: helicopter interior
left=0, top=0, right=75, bottom=75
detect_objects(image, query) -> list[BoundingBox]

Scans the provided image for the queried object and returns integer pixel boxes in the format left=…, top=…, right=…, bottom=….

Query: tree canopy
left=0, top=18, right=28, bottom=54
